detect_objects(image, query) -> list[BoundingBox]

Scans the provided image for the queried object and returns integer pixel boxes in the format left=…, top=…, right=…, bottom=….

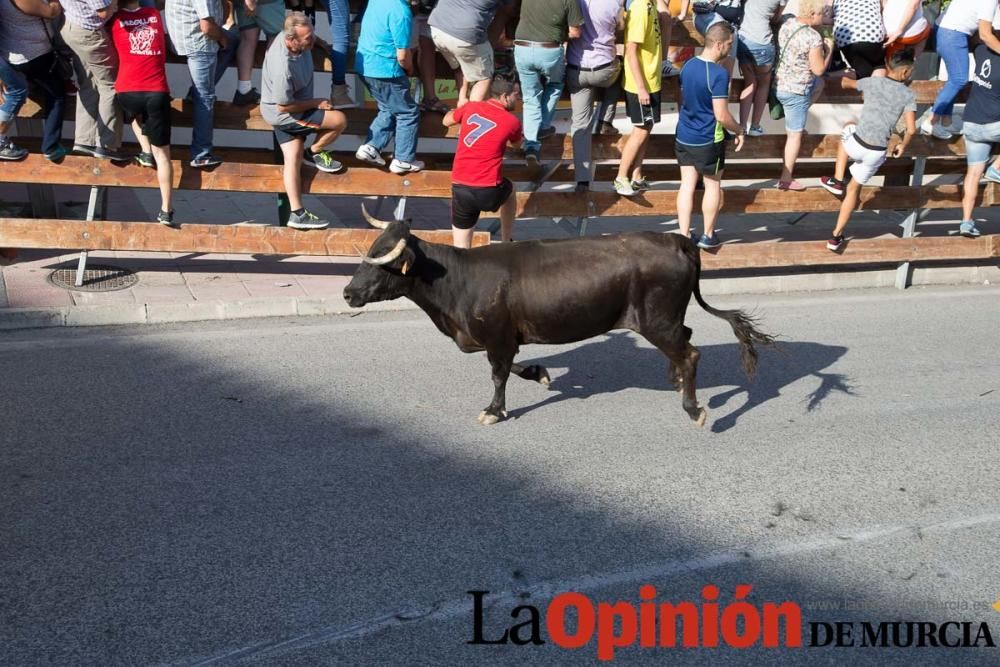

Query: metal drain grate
left=49, top=264, right=139, bottom=292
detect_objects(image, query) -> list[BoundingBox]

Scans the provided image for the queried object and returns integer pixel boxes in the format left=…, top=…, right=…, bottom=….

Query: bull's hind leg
left=511, top=362, right=551, bottom=387
left=642, top=329, right=707, bottom=427
left=479, top=346, right=516, bottom=425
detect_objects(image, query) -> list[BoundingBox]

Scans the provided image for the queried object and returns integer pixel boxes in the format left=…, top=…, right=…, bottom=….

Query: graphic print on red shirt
left=111, top=7, right=169, bottom=93
left=452, top=100, right=523, bottom=188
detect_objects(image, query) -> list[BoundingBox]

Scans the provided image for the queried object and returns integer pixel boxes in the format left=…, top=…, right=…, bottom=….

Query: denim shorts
left=694, top=13, right=738, bottom=57
left=737, top=34, right=775, bottom=67
left=775, top=85, right=813, bottom=132
left=962, top=121, right=1000, bottom=165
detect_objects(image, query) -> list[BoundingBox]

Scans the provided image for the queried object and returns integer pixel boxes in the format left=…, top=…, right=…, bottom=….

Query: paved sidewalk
left=2, top=175, right=998, bottom=331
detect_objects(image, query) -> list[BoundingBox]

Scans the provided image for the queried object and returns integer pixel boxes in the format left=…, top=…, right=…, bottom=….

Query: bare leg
left=453, top=68, right=468, bottom=107
left=236, top=27, right=260, bottom=90
left=279, top=137, right=306, bottom=211
left=452, top=226, right=473, bottom=249
left=832, top=178, right=862, bottom=237
left=677, top=165, right=699, bottom=236
left=469, top=78, right=491, bottom=103
left=418, top=35, right=437, bottom=105
left=962, top=163, right=987, bottom=222
left=833, top=136, right=850, bottom=182
left=150, top=144, right=173, bottom=214
left=780, top=130, right=803, bottom=182
left=617, top=124, right=650, bottom=181
left=630, top=137, right=649, bottom=182
left=701, top=173, right=723, bottom=237
left=309, top=109, right=348, bottom=152
left=132, top=119, right=152, bottom=154
left=751, top=69, right=772, bottom=127
left=738, top=61, right=755, bottom=129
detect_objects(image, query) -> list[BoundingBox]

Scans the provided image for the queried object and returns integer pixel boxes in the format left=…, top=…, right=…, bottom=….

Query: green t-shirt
left=515, top=0, right=585, bottom=43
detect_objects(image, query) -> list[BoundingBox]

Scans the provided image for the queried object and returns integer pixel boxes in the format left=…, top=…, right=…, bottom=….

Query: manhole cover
left=49, top=264, right=139, bottom=292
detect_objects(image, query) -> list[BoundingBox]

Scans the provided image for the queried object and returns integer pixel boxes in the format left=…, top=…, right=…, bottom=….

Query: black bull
left=343, top=207, right=776, bottom=427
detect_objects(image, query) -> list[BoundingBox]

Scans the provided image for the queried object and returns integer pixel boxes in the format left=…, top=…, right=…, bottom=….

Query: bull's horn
left=361, top=203, right=392, bottom=230
left=358, top=238, right=406, bottom=265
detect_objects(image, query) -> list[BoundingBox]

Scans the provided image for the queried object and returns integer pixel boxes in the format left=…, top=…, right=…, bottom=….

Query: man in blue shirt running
left=675, top=21, right=744, bottom=249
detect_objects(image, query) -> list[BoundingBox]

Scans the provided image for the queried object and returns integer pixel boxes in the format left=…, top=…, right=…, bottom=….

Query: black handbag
left=41, top=19, right=75, bottom=81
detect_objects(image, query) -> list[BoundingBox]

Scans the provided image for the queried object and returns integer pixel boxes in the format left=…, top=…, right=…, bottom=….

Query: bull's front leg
left=478, top=347, right=515, bottom=425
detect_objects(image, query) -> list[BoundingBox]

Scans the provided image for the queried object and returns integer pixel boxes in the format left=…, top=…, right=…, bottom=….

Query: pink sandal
left=777, top=180, right=806, bottom=191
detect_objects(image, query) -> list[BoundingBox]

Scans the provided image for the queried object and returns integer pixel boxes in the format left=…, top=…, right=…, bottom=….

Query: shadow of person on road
left=510, top=332, right=855, bottom=433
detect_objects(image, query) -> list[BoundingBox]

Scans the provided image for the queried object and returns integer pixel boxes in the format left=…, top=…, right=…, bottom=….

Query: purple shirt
left=567, top=0, right=621, bottom=68
left=62, top=0, right=114, bottom=30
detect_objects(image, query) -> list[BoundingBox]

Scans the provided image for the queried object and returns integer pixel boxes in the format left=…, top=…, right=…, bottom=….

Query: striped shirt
left=62, top=0, right=114, bottom=31
left=164, top=0, right=223, bottom=55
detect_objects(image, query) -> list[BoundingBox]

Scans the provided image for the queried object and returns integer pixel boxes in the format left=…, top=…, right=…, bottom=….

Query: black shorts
left=273, top=108, right=326, bottom=144
left=625, top=89, right=661, bottom=126
left=839, top=42, right=886, bottom=79
left=675, top=140, right=727, bottom=176
left=117, top=91, right=172, bottom=147
left=451, top=178, right=513, bottom=230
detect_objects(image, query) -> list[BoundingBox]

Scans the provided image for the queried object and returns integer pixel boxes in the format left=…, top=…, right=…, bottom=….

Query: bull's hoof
left=694, top=408, right=708, bottom=428
left=477, top=410, right=508, bottom=425
left=537, top=367, right=551, bottom=387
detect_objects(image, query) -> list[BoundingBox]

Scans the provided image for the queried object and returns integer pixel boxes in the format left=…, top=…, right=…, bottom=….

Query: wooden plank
left=516, top=183, right=999, bottom=218
left=0, top=218, right=489, bottom=255
left=699, top=235, right=1000, bottom=270
left=0, top=155, right=454, bottom=198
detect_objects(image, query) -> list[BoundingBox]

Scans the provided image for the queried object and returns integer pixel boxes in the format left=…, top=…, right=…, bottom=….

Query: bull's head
left=342, top=205, right=417, bottom=308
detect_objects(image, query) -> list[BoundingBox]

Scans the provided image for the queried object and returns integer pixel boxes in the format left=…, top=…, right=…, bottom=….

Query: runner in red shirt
left=111, top=0, right=176, bottom=226
left=443, top=75, right=523, bottom=248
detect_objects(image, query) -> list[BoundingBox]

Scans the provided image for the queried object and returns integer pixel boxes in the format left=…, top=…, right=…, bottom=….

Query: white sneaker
left=356, top=144, right=386, bottom=167
left=389, top=158, right=424, bottom=174
left=331, top=83, right=356, bottom=109
left=920, top=119, right=952, bottom=140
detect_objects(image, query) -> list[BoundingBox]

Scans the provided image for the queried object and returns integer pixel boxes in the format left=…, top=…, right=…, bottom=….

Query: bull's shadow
left=509, top=332, right=855, bottom=433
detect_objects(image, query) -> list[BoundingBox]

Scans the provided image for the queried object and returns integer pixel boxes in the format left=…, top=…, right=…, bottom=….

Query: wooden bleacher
left=1, top=17, right=997, bottom=288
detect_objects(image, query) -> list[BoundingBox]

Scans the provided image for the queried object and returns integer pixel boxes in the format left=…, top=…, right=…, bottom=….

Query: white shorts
left=430, top=25, right=494, bottom=83
left=842, top=123, right=887, bottom=185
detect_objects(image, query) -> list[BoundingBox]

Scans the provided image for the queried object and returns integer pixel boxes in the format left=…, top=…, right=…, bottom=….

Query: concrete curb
left=0, top=264, right=996, bottom=331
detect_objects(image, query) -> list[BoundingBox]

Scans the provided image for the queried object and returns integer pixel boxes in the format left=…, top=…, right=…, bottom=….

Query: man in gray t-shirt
left=428, top=0, right=511, bottom=106
left=261, top=15, right=348, bottom=231
left=819, top=50, right=918, bottom=251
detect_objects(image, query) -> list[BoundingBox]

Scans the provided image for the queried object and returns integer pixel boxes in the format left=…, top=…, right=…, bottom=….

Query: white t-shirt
left=938, top=0, right=998, bottom=36
left=882, top=0, right=927, bottom=39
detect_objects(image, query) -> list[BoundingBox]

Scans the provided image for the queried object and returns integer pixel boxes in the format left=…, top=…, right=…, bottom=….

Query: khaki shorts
left=430, top=25, right=493, bottom=83
left=236, top=0, right=286, bottom=37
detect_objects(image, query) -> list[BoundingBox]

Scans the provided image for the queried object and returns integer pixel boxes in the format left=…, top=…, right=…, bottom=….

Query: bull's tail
left=685, top=243, right=776, bottom=379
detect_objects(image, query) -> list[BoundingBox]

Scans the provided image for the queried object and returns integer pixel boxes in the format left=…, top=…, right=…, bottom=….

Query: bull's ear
left=400, top=246, right=415, bottom=275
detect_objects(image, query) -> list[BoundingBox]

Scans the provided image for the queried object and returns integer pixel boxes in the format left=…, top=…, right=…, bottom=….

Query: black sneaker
left=232, top=88, right=261, bottom=106
left=630, top=177, right=651, bottom=192
left=820, top=176, right=846, bottom=197
left=94, top=146, right=129, bottom=162
left=135, top=152, right=155, bottom=168
left=190, top=154, right=223, bottom=168
left=537, top=126, right=556, bottom=140
left=0, top=139, right=28, bottom=161
left=696, top=232, right=722, bottom=249
left=524, top=148, right=540, bottom=167
left=157, top=210, right=177, bottom=228
left=826, top=234, right=845, bottom=251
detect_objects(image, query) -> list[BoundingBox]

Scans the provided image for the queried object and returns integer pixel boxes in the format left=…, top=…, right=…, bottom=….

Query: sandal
left=419, top=96, right=450, bottom=115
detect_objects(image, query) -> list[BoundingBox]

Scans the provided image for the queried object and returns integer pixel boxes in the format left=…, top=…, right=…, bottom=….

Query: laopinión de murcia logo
left=466, top=585, right=997, bottom=661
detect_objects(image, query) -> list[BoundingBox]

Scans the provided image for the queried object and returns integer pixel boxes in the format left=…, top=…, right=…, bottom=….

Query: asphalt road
left=2, top=285, right=1000, bottom=666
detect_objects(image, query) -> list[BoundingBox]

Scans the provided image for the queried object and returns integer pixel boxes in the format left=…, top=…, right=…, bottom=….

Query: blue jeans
left=320, top=0, right=350, bottom=85
left=931, top=26, right=969, bottom=117
left=185, top=31, right=238, bottom=159
left=514, top=45, right=566, bottom=152
left=0, top=56, right=29, bottom=125
left=362, top=75, right=419, bottom=162
left=9, top=53, right=67, bottom=154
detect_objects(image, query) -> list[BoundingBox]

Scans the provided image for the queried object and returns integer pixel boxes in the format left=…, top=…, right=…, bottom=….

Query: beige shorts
left=409, top=15, right=432, bottom=48
left=430, top=25, right=494, bottom=83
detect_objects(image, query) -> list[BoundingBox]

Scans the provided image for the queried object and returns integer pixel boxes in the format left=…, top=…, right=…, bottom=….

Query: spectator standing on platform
left=921, top=0, right=1000, bottom=140
left=442, top=74, right=522, bottom=247
left=774, top=0, right=832, bottom=190
left=831, top=0, right=886, bottom=79
left=232, top=0, right=286, bottom=105
left=613, top=0, right=662, bottom=197
left=112, top=0, right=176, bottom=225
left=354, top=0, right=424, bottom=174
left=674, top=22, right=744, bottom=248
left=411, top=0, right=449, bottom=114
left=428, top=0, right=509, bottom=109
left=261, top=13, right=348, bottom=229
left=319, top=0, right=356, bottom=107
left=737, top=0, right=785, bottom=136
left=61, top=0, right=127, bottom=160
left=165, top=0, right=239, bottom=168
left=0, top=57, right=30, bottom=160
left=0, top=0, right=67, bottom=161
left=958, top=42, right=1000, bottom=238
left=819, top=49, right=916, bottom=252
left=882, top=0, right=929, bottom=62
left=567, top=0, right=624, bottom=193
left=514, top=0, right=584, bottom=165
left=691, top=0, right=741, bottom=74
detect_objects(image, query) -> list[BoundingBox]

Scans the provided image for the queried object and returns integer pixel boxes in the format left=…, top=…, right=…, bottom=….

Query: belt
left=567, top=60, right=616, bottom=72
left=514, top=40, right=561, bottom=48
left=853, top=134, right=887, bottom=152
